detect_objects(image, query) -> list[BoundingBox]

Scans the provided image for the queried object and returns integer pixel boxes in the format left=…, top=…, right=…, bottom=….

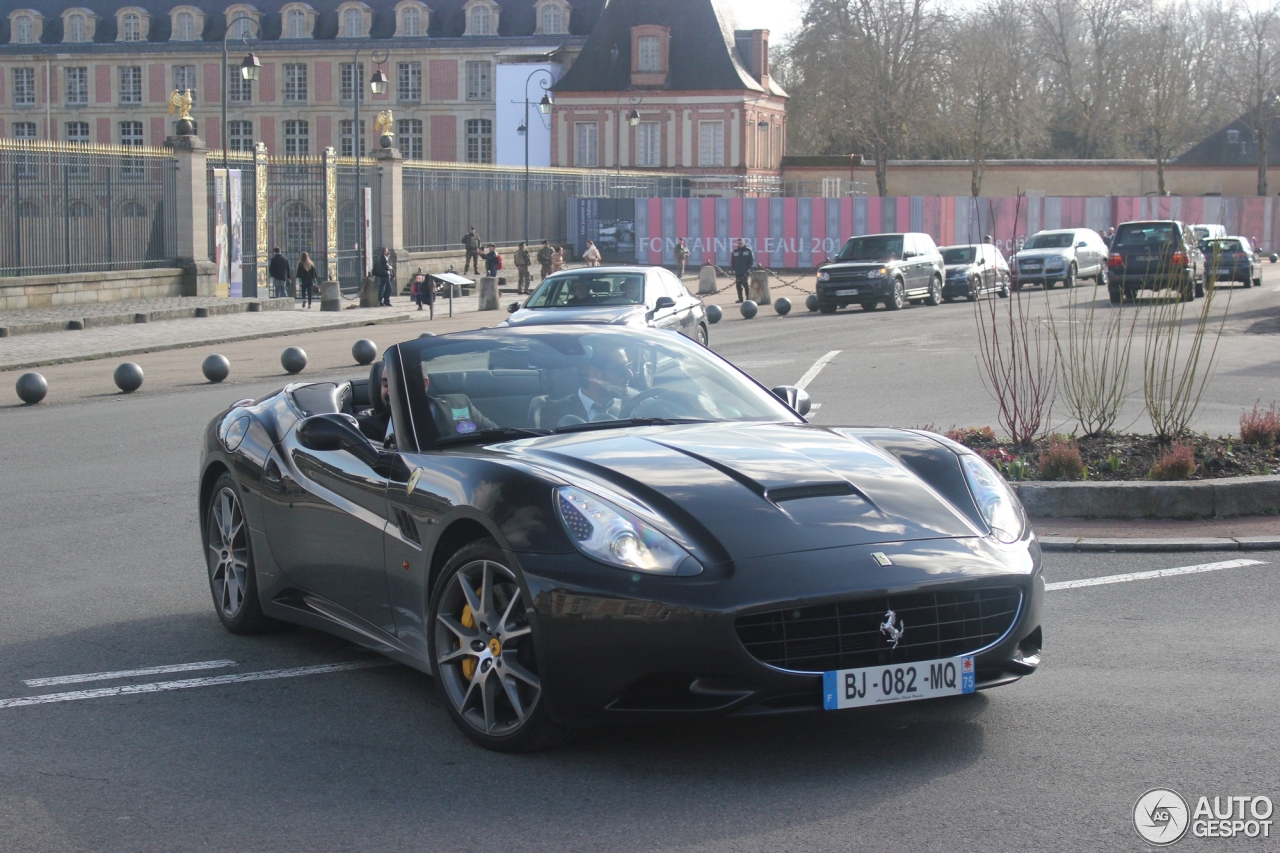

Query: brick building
left=0, top=0, right=600, bottom=160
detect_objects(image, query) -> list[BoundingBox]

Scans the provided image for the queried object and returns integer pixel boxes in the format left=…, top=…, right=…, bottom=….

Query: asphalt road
left=1, top=278, right=1279, bottom=852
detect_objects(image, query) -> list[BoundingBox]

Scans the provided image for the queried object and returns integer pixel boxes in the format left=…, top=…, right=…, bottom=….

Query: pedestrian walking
left=536, top=240, right=555, bottom=280
left=731, top=238, right=755, bottom=303
left=483, top=244, right=501, bottom=278
left=461, top=226, right=482, bottom=275
left=268, top=247, right=290, bottom=299
left=373, top=247, right=394, bottom=307
left=674, top=238, right=690, bottom=279
left=583, top=240, right=602, bottom=267
left=296, top=252, right=318, bottom=308
left=514, top=242, right=532, bottom=294
left=552, top=247, right=565, bottom=272
left=411, top=268, right=434, bottom=318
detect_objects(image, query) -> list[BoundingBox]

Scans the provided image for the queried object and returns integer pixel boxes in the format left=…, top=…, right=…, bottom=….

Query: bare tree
left=987, top=0, right=1049, bottom=159
left=1226, top=2, right=1280, bottom=195
left=943, top=15, right=1002, bottom=195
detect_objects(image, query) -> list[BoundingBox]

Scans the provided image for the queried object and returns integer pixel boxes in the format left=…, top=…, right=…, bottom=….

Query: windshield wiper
left=435, top=427, right=551, bottom=446
left=553, top=417, right=716, bottom=434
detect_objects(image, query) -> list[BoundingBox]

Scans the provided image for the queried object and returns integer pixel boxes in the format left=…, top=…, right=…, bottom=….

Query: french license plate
left=823, top=655, right=975, bottom=710
left=1218, top=268, right=1234, bottom=276
left=834, top=288, right=859, bottom=296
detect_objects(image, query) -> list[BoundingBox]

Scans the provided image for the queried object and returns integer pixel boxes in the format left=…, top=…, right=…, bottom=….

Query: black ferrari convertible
left=200, top=325, right=1043, bottom=751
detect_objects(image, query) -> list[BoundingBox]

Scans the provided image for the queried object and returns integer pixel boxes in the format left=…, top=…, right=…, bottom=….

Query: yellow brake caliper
left=460, top=603, right=477, bottom=681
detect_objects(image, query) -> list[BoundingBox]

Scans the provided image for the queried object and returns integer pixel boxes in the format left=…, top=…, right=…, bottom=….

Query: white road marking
left=807, top=403, right=822, bottom=412
left=0, top=661, right=394, bottom=710
left=23, top=659, right=238, bottom=688
left=1272, top=285, right=1280, bottom=292
left=1045, top=559, right=1266, bottom=591
left=796, top=350, right=841, bottom=391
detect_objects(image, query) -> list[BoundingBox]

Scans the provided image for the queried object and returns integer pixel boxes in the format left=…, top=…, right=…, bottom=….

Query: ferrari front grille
left=735, top=586, right=1022, bottom=674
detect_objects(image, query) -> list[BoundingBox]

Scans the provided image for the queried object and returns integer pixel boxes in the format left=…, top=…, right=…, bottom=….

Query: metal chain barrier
left=707, top=265, right=818, bottom=297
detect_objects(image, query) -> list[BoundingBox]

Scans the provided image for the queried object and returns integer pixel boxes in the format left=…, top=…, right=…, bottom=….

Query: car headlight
left=958, top=454, right=1025, bottom=544
left=556, top=486, right=697, bottom=575
left=865, top=267, right=887, bottom=279
left=818, top=270, right=831, bottom=282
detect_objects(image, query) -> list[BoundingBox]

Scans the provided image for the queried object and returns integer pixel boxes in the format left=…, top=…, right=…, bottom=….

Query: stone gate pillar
left=165, top=134, right=217, bottom=297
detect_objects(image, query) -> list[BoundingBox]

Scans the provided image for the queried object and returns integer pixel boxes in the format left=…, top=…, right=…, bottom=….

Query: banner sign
left=569, top=196, right=1280, bottom=265
left=212, top=169, right=228, bottom=294
left=228, top=169, right=243, bottom=298
left=363, top=187, right=373, bottom=276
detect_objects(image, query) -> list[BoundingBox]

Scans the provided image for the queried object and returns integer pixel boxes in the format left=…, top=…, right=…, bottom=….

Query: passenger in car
left=536, top=346, right=632, bottom=427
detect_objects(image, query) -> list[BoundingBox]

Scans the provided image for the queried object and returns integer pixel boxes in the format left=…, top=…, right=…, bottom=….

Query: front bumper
left=942, top=277, right=977, bottom=298
left=1012, top=269, right=1068, bottom=288
left=517, top=535, right=1044, bottom=725
left=817, top=280, right=890, bottom=304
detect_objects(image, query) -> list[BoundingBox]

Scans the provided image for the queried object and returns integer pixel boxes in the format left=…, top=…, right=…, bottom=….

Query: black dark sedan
left=199, top=326, right=1043, bottom=752
left=1203, top=237, right=1262, bottom=289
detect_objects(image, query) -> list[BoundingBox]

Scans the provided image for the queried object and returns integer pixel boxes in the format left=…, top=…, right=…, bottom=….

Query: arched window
left=229, top=14, right=253, bottom=38
left=67, top=13, right=87, bottom=42
left=121, top=12, right=141, bottom=41
left=401, top=6, right=420, bottom=36
left=68, top=200, right=93, bottom=217
left=286, top=8, right=306, bottom=38
left=18, top=200, right=40, bottom=217
left=174, top=11, right=194, bottom=40
left=470, top=6, right=491, bottom=35
left=343, top=8, right=364, bottom=38
left=13, top=14, right=35, bottom=44
left=120, top=200, right=147, bottom=217
left=542, top=5, right=562, bottom=34
left=285, top=203, right=313, bottom=258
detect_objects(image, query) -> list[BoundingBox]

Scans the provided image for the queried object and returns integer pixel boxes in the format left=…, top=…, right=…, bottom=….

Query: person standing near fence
left=674, top=238, right=690, bottom=279
left=483, top=244, right=501, bottom=278
left=411, top=267, right=434, bottom=318
left=296, top=252, right=318, bottom=309
left=461, top=227, right=482, bottom=275
left=514, top=243, right=532, bottom=294
left=373, top=247, right=394, bottom=307
left=552, top=247, right=565, bottom=272
left=731, top=238, right=755, bottom=303
left=268, top=248, right=290, bottom=299
left=583, top=240, right=602, bottom=267
left=536, top=240, right=555, bottom=280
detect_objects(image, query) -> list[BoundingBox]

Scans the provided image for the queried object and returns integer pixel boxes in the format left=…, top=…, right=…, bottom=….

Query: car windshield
left=1022, top=233, right=1074, bottom=250
left=1114, top=224, right=1176, bottom=247
left=396, top=328, right=798, bottom=446
left=941, top=247, right=976, bottom=265
left=835, top=235, right=903, bottom=262
left=1207, top=239, right=1245, bottom=253
left=525, top=273, right=646, bottom=309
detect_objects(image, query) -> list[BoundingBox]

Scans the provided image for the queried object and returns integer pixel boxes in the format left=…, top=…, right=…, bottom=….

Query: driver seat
left=357, top=361, right=389, bottom=441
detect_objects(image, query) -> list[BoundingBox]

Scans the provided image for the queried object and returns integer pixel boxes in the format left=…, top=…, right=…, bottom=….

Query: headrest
left=369, top=361, right=387, bottom=416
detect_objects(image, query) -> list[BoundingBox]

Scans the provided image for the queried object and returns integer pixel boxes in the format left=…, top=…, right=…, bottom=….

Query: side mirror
left=977, top=257, right=987, bottom=266
left=771, top=385, right=812, bottom=417
left=297, top=413, right=381, bottom=469
left=507, top=302, right=521, bottom=314
left=902, top=251, right=916, bottom=260
left=1076, top=241, right=1088, bottom=248
left=654, top=296, right=676, bottom=310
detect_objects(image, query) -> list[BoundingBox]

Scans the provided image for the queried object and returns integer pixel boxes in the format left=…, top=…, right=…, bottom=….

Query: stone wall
left=0, top=268, right=186, bottom=312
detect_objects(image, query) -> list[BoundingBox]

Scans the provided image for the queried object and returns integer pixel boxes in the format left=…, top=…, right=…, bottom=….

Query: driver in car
left=539, top=346, right=632, bottom=427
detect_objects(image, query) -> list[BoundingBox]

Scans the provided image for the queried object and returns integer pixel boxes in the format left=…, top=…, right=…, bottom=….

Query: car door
left=646, top=271, right=682, bottom=332
left=900, top=235, right=923, bottom=295
left=261, top=420, right=394, bottom=633
left=659, top=269, right=698, bottom=338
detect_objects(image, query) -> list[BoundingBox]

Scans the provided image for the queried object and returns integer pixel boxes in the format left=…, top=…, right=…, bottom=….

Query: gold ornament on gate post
left=375, top=109, right=394, bottom=138
left=167, top=89, right=193, bottom=121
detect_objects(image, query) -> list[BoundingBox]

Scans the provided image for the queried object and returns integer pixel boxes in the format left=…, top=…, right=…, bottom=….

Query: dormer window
left=542, top=4, right=562, bottom=34
left=281, top=4, right=314, bottom=38
left=66, top=13, right=86, bottom=42
left=175, top=11, right=194, bottom=39
left=1227, top=129, right=1241, bottom=145
left=344, top=8, right=362, bottom=36
left=225, top=6, right=260, bottom=39
left=637, top=36, right=659, bottom=71
left=630, top=25, right=669, bottom=87
left=121, top=12, right=141, bottom=41
left=13, top=13, right=35, bottom=44
left=395, top=1, right=428, bottom=37
left=464, top=0, right=498, bottom=36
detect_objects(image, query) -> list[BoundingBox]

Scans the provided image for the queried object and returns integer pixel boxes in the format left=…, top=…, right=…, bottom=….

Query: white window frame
left=119, top=66, right=143, bottom=105
left=229, top=14, right=253, bottom=39
left=284, top=63, right=307, bottom=103
left=636, top=121, right=661, bottom=167
left=13, top=121, right=37, bottom=139
left=340, top=62, right=364, bottom=102
left=66, top=66, right=88, bottom=105
left=465, top=61, right=491, bottom=101
left=397, top=61, right=421, bottom=102
left=66, top=13, right=87, bottom=42
left=229, top=72, right=251, bottom=103
left=120, top=12, right=141, bottom=41
left=465, top=118, right=493, bottom=163
left=13, top=14, right=35, bottom=44
left=542, top=4, right=563, bottom=34
left=340, top=119, right=367, bottom=157
left=638, top=36, right=661, bottom=72
left=228, top=120, right=254, bottom=152
left=343, top=8, right=364, bottom=38
left=699, top=120, right=724, bottom=167
left=400, top=5, right=421, bottom=36
left=14, top=68, right=36, bottom=107
left=285, top=8, right=307, bottom=38
left=575, top=122, right=598, bottom=167
left=397, top=118, right=423, bottom=159
left=65, top=121, right=90, bottom=143
left=173, top=64, right=197, bottom=101
left=283, top=119, right=309, bottom=156
left=470, top=6, right=492, bottom=35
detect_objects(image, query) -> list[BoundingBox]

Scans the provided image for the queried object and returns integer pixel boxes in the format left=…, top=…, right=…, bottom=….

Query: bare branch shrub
left=1142, top=279, right=1231, bottom=441
left=974, top=288, right=1058, bottom=447
left=1046, top=282, right=1141, bottom=436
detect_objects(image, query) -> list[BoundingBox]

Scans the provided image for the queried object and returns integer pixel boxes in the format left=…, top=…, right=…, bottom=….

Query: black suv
left=1106, top=220, right=1205, bottom=303
left=816, top=233, right=946, bottom=312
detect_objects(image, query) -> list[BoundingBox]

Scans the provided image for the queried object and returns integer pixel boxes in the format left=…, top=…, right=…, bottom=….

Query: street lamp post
left=352, top=42, right=389, bottom=285
left=615, top=88, right=642, bottom=177
left=516, top=69, right=554, bottom=243
left=222, top=16, right=261, bottom=171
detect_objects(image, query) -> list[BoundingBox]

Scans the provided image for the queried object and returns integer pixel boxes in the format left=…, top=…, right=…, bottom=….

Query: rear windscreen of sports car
left=400, top=329, right=797, bottom=440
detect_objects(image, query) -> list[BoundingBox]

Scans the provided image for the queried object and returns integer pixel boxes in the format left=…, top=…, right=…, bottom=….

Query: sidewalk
left=1034, top=515, right=1280, bottom=552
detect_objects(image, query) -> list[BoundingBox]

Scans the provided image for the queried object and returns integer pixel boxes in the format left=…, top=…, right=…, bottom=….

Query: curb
left=1013, top=476, right=1280, bottom=520
left=1039, top=536, right=1280, bottom=553
left=0, top=313, right=412, bottom=372
left=0, top=297, right=295, bottom=338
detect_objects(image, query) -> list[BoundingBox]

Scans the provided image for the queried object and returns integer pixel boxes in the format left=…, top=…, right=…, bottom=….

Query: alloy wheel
left=887, top=279, right=905, bottom=310
left=207, top=487, right=249, bottom=619
left=926, top=277, right=942, bottom=306
left=434, top=559, right=541, bottom=737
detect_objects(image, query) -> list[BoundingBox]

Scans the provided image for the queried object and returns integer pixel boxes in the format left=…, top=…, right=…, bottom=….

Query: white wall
left=495, top=62, right=561, bottom=168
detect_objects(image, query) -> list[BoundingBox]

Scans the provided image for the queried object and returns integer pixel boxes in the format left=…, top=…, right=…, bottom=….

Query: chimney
left=735, top=29, right=770, bottom=86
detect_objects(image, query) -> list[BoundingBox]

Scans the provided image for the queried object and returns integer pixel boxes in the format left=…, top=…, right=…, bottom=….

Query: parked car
left=1009, top=228, right=1110, bottom=290
left=816, top=232, right=945, bottom=312
left=1106, top=220, right=1206, bottom=303
left=1203, top=236, right=1262, bottom=288
left=199, top=325, right=1043, bottom=751
left=503, top=266, right=709, bottom=347
left=939, top=243, right=1011, bottom=301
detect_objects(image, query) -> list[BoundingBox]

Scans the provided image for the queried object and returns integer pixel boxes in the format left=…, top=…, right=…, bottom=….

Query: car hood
left=507, top=306, right=648, bottom=327
left=821, top=261, right=894, bottom=272
left=944, top=263, right=979, bottom=273
left=512, top=422, right=979, bottom=561
left=1013, top=248, right=1071, bottom=261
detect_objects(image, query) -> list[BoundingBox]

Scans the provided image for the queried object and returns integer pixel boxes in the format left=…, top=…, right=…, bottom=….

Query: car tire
left=1064, top=264, right=1076, bottom=288
left=696, top=323, right=709, bottom=347
left=1195, top=277, right=1205, bottom=299
left=860, top=301, right=878, bottom=311
left=819, top=303, right=837, bottom=314
left=205, top=474, right=278, bottom=635
left=428, top=538, right=569, bottom=753
left=1252, top=276, right=1262, bottom=287
left=925, top=276, right=943, bottom=306
left=942, top=296, right=954, bottom=304
left=1108, top=284, right=1122, bottom=304
left=886, top=278, right=906, bottom=310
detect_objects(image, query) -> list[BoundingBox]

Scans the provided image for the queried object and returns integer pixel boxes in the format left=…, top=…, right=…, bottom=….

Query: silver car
left=1010, top=228, right=1109, bottom=290
left=504, top=266, right=710, bottom=346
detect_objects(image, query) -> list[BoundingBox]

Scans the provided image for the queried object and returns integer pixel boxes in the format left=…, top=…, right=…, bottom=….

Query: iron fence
left=265, top=155, right=329, bottom=290
left=0, top=140, right=177, bottom=278
left=336, top=158, right=380, bottom=294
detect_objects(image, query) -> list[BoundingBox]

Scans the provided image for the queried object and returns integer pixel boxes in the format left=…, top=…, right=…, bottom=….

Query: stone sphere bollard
left=705, top=304, right=723, bottom=324
left=774, top=297, right=792, bottom=316
left=202, top=354, right=231, bottom=383
left=740, top=300, right=758, bottom=319
left=806, top=294, right=820, bottom=312
left=1271, top=253, right=1279, bottom=263
left=15, top=372, right=47, bottom=404
left=281, top=346, right=308, bottom=375
left=113, top=362, right=144, bottom=393
left=352, top=339, right=378, bottom=366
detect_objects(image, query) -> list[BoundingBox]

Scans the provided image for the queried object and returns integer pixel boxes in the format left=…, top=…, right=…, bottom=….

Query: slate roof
left=553, top=0, right=786, bottom=95
left=1174, top=116, right=1280, bottom=167
left=2, top=0, right=602, bottom=44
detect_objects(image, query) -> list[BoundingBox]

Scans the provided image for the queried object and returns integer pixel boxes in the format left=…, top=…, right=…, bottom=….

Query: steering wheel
left=619, top=386, right=702, bottom=419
